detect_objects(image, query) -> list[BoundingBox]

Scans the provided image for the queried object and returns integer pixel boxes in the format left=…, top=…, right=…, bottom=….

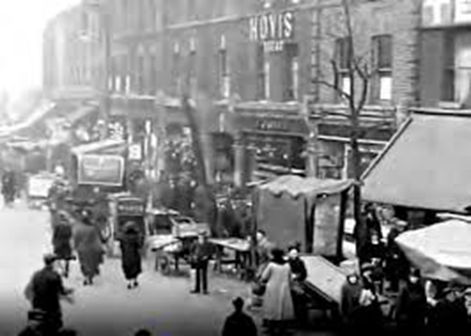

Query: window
left=135, top=54, right=145, bottom=94
left=188, top=49, right=197, bottom=95
left=372, top=35, right=393, bottom=101
left=264, top=60, right=271, bottom=100
left=172, top=44, right=181, bottom=95
left=284, top=43, right=299, bottom=101
left=335, top=37, right=351, bottom=101
left=256, top=44, right=266, bottom=99
left=442, top=32, right=455, bottom=102
left=219, top=36, right=230, bottom=98
left=149, top=52, right=156, bottom=95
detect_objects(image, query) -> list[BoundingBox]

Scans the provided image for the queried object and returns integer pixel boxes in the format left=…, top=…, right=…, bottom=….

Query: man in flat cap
left=190, top=230, right=212, bottom=294
left=24, top=253, right=73, bottom=333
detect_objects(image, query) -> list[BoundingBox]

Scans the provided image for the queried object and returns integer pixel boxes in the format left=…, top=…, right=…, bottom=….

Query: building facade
left=103, top=0, right=422, bottom=186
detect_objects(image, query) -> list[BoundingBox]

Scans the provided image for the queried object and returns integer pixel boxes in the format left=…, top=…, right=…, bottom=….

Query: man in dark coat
left=429, top=287, right=468, bottom=336
left=190, top=231, right=213, bottom=294
left=385, top=222, right=409, bottom=292
left=52, top=212, right=74, bottom=278
left=119, top=221, right=144, bottom=289
left=288, top=245, right=308, bottom=326
left=24, top=254, right=73, bottom=334
left=340, top=272, right=363, bottom=334
left=222, top=297, right=257, bottom=336
left=395, top=269, right=427, bottom=333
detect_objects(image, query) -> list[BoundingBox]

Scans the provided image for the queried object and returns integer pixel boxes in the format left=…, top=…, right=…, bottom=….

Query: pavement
left=0, top=200, right=335, bottom=336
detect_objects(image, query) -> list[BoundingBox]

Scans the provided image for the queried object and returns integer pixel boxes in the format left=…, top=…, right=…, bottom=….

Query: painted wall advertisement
left=78, top=154, right=124, bottom=186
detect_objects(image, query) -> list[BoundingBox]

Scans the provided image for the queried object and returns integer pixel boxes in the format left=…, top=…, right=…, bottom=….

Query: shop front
left=232, top=103, right=309, bottom=185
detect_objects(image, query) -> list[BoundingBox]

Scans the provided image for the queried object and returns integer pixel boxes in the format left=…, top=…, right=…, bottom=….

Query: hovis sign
left=78, top=154, right=124, bottom=186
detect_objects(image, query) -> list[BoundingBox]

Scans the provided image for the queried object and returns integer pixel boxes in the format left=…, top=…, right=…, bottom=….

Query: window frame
left=372, top=34, right=393, bottom=102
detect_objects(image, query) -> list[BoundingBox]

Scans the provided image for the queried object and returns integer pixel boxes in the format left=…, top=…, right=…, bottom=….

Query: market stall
left=396, top=219, right=471, bottom=285
left=255, top=175, right=354, bottom=260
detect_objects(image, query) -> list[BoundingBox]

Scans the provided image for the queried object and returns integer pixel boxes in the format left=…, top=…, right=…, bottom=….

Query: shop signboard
left=455, top=0, right=471, bottom=23
left=78, top=154, right=124, bottom=186
left=249, top=10, right=295, bottom=52
left=421, top=0, right=452, bottom=27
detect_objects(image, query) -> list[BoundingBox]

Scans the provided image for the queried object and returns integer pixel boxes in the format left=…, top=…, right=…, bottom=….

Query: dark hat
left=43, top=253, right=58, bottom=265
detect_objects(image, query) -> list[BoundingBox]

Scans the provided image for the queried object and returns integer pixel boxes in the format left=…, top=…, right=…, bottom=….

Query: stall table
left=209, top=238, right=251, bottom=280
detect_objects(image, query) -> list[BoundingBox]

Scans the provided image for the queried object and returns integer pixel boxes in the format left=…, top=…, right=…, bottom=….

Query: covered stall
left=362, top=110, right=471, bottom=215
left=255, top=175, right=353, bottom=260
left=396, top=220, right=471, bottom=285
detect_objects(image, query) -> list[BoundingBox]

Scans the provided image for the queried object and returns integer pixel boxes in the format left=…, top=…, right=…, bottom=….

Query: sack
left=252, top=282, right=266, bottom=296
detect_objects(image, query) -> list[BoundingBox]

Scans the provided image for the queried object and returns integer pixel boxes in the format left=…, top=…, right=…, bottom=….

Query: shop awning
left=71, top=139, right=127, bottom=156
left=258, top=174, right=354, bottom=199
left=66, top=104, right=98, bottom=125
left=396, top=220, right=471, bottom=284
left=362, top=111, right=471, bottom=213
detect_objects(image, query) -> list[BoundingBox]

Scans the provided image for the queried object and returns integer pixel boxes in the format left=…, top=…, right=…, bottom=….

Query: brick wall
left=313, top=0, right=421, bottom=107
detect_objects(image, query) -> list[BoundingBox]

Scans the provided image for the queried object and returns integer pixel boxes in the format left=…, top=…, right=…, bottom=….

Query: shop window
left=172, top=44, right=181, bottom=95
left=335, top=37, right=351, bottom=102
left=284, top=43, right=299, bottom=101
left=188, top=47, right=197, bottom=95
left=372, top=35, right=393, bottom=102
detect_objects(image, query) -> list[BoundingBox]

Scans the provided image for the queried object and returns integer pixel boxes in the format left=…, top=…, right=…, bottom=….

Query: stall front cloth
left=396, top=220, right=471, bottom=285
left=256, top=175, right=353, bottom=252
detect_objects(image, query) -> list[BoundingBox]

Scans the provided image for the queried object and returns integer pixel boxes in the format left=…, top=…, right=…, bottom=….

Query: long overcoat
left=73, top=220, right=104, bottom=278
left=119, top=229, right=144, bottom=279
left=261, top=261, right=295, bottom=322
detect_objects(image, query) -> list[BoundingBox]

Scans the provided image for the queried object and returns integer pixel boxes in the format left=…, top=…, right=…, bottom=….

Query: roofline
left=361, top=116, right=413, bottom=181
left=411, top=107, right=471, bottom=118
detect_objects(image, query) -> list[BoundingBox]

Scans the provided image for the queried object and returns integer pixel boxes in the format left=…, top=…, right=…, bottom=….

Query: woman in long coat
left=261, top=248, right=295, bottom=335
left=73, top=212, right=104, bottom=286
left=119, top=222, right=144, bottom=289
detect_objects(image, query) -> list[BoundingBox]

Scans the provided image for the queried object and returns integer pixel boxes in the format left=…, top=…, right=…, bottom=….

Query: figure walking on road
left=260, top=248, right=295, bottom=335
left=73, top=210, right=104, bottom=286
left=119, top=221, right=144, bottom=289
left=52, top=212, right=74, bottom=278
left=24, top=254, right=74, bottom=334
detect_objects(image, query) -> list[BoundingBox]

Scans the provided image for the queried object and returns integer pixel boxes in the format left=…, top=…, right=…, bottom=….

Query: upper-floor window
left=137, top=54, right=145, bottom=94
left=335, top=37, right=351, bottom=100
left=256, top=44, right=269, bottom=100
left=284, top=43, right=299, bottom=101
left=372, top=34, right=393, bottom=101
left=219, top=36, right=230, bottom=98
left=149, top=52, right=157, bottom=95
left=442, top=32, right=455, bottom=102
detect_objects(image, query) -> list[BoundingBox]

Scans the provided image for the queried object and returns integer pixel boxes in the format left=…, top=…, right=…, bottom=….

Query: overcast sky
left=0, top=0, right=80, bottom=99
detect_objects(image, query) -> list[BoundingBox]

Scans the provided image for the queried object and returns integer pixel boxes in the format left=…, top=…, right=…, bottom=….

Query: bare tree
left=312, top=0, right=382, bottom=259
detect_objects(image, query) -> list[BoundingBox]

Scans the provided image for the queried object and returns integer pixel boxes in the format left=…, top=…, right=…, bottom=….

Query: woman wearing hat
left=260, top=248, right=294, bottom=335
left=118, top=221, right=144, bottom=289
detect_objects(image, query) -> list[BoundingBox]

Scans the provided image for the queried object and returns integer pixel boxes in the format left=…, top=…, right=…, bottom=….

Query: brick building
left=104, top=0, right=422, bottom=186
left=309, top=0, right=421, bottom=179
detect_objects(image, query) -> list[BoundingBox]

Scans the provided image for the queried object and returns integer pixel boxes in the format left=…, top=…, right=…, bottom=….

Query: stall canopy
left=396, top=220, right=471, bottom=285
left=71, top=139, right=127, bottom=156
left=362, top=111, right=471, bottom=213
left=256, top=175, right=353, bottom=256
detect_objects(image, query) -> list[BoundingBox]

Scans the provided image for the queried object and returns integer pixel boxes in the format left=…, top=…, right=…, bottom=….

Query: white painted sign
left=421, top=0, right=452, bottom=26
left=455, top=0, right=471, bottom=23
left=129, top=144, right=142, bottom=160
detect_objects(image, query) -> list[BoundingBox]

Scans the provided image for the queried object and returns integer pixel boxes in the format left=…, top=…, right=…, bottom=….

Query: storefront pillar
left=304, top=120, right=319, bottom=178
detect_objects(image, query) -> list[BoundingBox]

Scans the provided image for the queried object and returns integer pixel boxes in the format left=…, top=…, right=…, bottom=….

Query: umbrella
left=396, top=220, right=471, bottom=285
